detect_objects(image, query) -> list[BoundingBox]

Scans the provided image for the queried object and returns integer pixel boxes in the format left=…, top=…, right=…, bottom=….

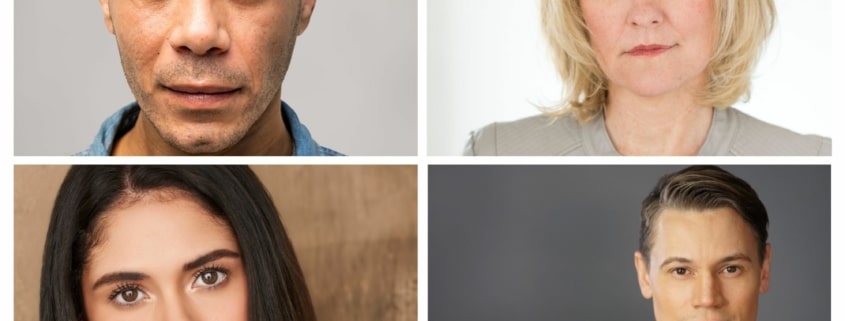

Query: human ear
left=759, top=244, right=772, bottom=293
left=634, top=251, right=653, bottom=299
left=296, top=0, right=316, bottom=35
left=99, top=0, right=115, bottom=34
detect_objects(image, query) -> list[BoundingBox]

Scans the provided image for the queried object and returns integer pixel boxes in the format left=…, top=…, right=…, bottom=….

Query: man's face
left=98, top=0, right=315, bottom=154
left=634, top=208, right=771, bottom=321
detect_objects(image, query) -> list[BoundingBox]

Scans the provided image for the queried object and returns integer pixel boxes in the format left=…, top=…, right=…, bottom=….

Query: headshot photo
left=428, top=0, right=832, bottom=156
left=15, top=1, right=417, bottom=156
left=15, top=165, right=417, bottom=321
left=429, top=165, right=829, bottom=321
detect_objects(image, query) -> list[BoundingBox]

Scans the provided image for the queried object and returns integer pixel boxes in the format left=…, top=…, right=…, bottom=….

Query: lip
left=163, top=83, right=241, bottom=110
left=625, top=44, right=676, bottom=57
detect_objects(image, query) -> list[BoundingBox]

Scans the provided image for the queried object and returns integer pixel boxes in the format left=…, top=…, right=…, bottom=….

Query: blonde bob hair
left=541, top=0, right=776, bottom=122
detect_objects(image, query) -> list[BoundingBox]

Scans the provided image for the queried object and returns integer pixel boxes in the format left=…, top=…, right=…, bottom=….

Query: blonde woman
left=464, top=0, right=831, bottom=156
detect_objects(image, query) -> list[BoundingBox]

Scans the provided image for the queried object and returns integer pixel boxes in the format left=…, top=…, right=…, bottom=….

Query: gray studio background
left=15, top=1, right=417, bottom=156
left=429, top=165, right=830, bottom=321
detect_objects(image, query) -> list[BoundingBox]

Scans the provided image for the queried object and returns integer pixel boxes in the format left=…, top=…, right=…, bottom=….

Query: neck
left=112, top=100, right=293, bottom=156
left=604, top=86, right=713, bottom=156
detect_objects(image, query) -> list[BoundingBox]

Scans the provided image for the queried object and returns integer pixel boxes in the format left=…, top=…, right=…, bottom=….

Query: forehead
left=86, top=195, right=238, bottom=275
left=650, top=207, right=759, bottom=264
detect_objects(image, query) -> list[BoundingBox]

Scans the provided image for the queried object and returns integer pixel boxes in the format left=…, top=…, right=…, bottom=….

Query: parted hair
left=639, top=166, right=769, bottom=265
left=540, top=0, right=776, bottom=122
left=40, top=165, right=316, bottom=321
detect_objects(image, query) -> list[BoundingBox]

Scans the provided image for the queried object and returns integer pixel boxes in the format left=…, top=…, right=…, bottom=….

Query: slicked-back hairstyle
left=639, top=166, right=769, bottom=266
left=40, top=165, right=316, bottom=321
left=540, top=0, right=776, bottom=123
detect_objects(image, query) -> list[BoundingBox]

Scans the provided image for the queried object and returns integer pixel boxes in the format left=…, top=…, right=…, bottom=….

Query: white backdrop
left=428, top=0, right=832, bottom=155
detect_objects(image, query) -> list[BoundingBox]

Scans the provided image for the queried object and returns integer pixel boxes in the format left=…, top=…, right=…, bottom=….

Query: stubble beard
left=114, top=17, right=299, bottom=155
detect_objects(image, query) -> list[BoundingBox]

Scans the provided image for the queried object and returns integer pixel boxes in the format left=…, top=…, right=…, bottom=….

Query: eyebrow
left=659, top=253, right=754, bottom=269
left=182, top=249, right=241, bottom=271
left=91, top=249, right=240, bottom=291
left=92, top=272, right=149, bottom=290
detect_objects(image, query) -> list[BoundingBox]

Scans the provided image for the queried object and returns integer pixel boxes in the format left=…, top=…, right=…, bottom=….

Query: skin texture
left=98, top=0, right=316, bottom=155
left=579, top=0, right=716, bottom=155
left=81, top=193, right=248, bottom=321
left=634, top=208, right=772, bottom=321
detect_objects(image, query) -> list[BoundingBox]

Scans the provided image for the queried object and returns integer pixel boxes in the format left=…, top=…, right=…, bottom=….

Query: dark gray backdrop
left=429, top=165, right=830, bottom=321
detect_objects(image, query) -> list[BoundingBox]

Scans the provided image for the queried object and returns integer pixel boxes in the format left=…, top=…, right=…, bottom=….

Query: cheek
left=113, top=9, right=167, bottom=75
left=723, top=277, right=761, bottom=304
left=680, top=1, right=716, bottom=50
left=651, top=276, right=694, bottom=315
left=194, top=272, right=249, bottom=321
left=580, top=6, right=623, bottom=65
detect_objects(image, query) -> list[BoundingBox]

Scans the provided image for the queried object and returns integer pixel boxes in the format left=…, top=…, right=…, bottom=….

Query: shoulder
left=463, top=113, right=586, bottom=156
left=728, top=108, right=831, bottom=156
left=74, top=103, right=139, bottom=156
left=282, top=101, right=345, bottom=156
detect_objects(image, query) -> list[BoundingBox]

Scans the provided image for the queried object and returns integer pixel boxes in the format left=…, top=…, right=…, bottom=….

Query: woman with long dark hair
left=40, top=165, right=315, bottom=321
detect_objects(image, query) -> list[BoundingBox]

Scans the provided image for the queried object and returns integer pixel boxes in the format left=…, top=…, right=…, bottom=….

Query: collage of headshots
left=10, top=0, right=836, bottom=321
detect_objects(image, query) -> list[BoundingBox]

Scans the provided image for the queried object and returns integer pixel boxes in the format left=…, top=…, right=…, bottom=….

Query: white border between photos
left=3, top=0, right=13, bottom=317
left=417, top=0, right=429, bottom=320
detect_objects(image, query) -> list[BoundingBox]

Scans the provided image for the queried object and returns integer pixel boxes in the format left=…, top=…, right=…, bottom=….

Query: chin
left=173, top=141, right=230, bottom=154
left=164, top=128, right=247, bottom=155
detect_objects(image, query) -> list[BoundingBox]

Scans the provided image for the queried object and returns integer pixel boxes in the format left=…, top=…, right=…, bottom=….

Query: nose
left=627, top=1, right=665, bottom=27
left=693, top=272, right=725, bottom=309
left=168, top=0, right=231, bottom=56
left=157, top=294, right=198, bottom=321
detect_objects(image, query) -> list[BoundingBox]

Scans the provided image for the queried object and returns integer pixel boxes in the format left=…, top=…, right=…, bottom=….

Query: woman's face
left=81, top=193, right=248, bottom=321
left=580, top=0, right=715, bottom=99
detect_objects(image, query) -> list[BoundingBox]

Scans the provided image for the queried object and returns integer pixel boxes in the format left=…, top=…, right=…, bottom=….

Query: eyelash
left=192, top=265, right=231, bottom=289
left=668, top=265, right=744, bottom=277
left=108, top=283, right=146, bottom=306
left=106, top=265, right=231, bottom=307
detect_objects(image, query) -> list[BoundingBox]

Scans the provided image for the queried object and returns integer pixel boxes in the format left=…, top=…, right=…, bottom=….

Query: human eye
left=192, top=266, right=230, bottom=289
left=721, top=265, right=744, bottom=276
left=109, top=284, right=148, bottom=306
left=669, top=267, right=691, bottom=278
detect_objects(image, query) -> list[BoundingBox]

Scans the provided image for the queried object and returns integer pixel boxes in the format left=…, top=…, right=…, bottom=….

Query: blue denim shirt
left=76, top=101, right=342, bottom=156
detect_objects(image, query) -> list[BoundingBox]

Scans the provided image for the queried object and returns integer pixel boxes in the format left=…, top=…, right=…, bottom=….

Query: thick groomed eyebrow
left=182, top=249, right=241, bottom=271
left=91, top=249, right=240, bottom=291
left=92, top=272, right=149, bottom=290
left=659, top=253, right=754, bottom=269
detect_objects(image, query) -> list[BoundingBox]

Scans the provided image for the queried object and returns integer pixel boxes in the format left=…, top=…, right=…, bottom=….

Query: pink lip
left=163, top=83, right=241, bottom=110
left=626, top=44, right=676, bottom=57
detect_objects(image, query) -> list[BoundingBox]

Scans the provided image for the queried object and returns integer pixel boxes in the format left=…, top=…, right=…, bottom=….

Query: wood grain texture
left=15, top=165, right=417, bottom=321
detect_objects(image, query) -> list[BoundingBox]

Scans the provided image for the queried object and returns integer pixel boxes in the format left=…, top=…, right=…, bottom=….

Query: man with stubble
left=80, top=0, right=340, bottom=156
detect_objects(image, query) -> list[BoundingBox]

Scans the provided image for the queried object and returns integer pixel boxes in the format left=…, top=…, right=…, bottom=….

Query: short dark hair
left=639, top=165, right=769, bottom=265
left=40, top=165, right=315, bottom=321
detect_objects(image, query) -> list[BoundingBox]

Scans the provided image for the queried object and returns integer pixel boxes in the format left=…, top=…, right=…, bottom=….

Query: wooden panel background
left=15, top=165, right=417, bottom=321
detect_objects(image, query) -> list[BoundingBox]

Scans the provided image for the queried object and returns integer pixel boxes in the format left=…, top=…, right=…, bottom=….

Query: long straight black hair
left=40, top=165, right=316, bottom=321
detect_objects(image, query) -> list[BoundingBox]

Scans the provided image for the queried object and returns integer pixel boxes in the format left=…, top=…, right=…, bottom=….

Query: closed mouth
left=625, top=44, right=677, bottom=56
left=164, top=84, right=241, bottom=95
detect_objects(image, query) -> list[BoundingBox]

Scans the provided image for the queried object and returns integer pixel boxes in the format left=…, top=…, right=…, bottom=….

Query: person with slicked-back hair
left=40, top=165, right=315, bottom=321
left=465, top=0, right=830, bottom=156
left=634, top=165, right=771, bottom=321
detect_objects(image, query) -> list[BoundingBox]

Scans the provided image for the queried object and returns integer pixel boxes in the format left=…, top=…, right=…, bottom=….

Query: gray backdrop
left=15, top=1, right=417, bottom=156
left=429, top=165, right=830, bottom=321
